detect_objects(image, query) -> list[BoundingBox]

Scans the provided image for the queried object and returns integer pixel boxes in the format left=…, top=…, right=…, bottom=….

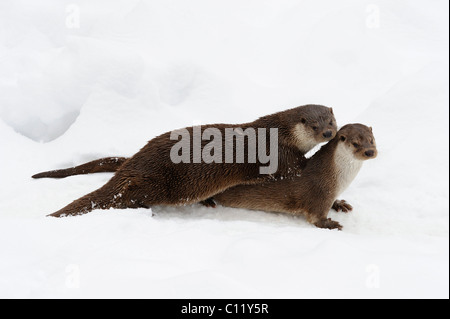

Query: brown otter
left=210, top=124, right=377, bottom=230
left=33, top=104, right=337, bottom=217
left=33, top=106, right=336, bottom=180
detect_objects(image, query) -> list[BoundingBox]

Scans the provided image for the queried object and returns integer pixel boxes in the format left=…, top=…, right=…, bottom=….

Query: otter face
left=338, top=124, right=378, bottom=161
left=293, top=105, right=337, bottom=153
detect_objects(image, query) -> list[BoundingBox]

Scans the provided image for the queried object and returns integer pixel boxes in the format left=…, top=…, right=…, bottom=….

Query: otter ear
left=329, top=107, right=334, bottom=115
left=300, top=118, right=306, bottom=124
left=340, top=135, right=346, bottom=142
left=369, top=126, right=373, bottom=132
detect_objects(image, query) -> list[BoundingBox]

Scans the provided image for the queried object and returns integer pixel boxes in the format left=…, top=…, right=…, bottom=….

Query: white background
left=0, top=0, right=448, bottom=298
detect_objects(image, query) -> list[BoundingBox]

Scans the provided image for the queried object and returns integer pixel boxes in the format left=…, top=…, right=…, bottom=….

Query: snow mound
left=0, top=0, right=448, bottom=298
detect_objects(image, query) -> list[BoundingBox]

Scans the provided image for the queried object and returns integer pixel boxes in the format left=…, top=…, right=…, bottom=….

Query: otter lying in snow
left=33, top=105, right=337, bottom=218
left=210, top=124, right=377, bottom=230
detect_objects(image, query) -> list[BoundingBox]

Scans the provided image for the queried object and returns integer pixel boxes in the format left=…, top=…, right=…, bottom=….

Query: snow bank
left=0, top=0, right=448, bottom=298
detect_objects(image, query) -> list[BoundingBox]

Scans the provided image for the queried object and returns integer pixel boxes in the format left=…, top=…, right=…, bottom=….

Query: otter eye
left=370, top=140, right=374, bottom=145
left=312, top=126, right=318, bottom=131
left=340, top=136, right=346, bottom=142
left=300, top=118, right=306, bottom=124
left=353, top=143, right=359, bottom=148
left=329, top=121, right=333, bottom=125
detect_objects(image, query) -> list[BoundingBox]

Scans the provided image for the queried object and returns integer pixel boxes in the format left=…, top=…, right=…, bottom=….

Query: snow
left=0, top=0, right=448, bottom=298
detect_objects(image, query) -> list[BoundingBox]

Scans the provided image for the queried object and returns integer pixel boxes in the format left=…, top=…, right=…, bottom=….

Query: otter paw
left=332, top=200, right=353, bottom=213
left=200, top=198, right=217, bottom=208
left=314, top=218, right=343, bottom=230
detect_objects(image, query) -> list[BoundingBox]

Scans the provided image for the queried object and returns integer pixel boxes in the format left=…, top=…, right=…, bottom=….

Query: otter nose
left=322, top=131, right=332, bottom=138
left=365, top=150, right=375, bottom=157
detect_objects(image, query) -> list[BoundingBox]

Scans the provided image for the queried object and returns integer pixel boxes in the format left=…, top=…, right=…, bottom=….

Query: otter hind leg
left=199, top=198, right=217, bottom=208
left=48, top=188, right=119, bottom=218
left=47, top=176, right=152, bottom=218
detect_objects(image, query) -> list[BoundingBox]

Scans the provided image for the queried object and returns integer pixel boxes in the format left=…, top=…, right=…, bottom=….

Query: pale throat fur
left=333, top=141, right=363, bottom=197
left=292, top=124, right=319, bottom=154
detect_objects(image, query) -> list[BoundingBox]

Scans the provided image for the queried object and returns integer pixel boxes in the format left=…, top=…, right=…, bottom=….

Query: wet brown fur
left=212, top=124, right=377, bottom=230
left=34, top=105, right=337, bottom=217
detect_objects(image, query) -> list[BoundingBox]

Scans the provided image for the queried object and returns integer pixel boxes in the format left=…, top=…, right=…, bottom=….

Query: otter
left=33, top=104, right=337, bottom=217
left=33, top=106, right=336, bottom=180
left=210, top=124, right=377, bottom=230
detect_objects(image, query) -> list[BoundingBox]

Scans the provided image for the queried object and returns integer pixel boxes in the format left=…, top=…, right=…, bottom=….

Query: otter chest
left=333, top=143, right=363, bottom=196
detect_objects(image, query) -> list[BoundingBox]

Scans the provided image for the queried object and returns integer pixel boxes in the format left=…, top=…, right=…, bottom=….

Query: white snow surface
left=0, top=0, right=448, bottom=298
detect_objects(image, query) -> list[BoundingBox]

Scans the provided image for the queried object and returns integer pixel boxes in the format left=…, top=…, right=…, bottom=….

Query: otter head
left=337, top=124, right=377, bottom=161
left=292, top=105, right=337, bottom=153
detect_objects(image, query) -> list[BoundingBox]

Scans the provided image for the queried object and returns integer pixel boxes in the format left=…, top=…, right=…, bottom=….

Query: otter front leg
left=314, top=218, right=343, bottom=230
left=332, top=200, right=353, bottom=213
left=306, top=208, right=343, bottom=230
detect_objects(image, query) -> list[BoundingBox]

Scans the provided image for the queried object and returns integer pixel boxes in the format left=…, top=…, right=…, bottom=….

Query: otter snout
left=362, top=148, right=377, bottom=159
left=322, top=130, right=333, bottom=139
left=364, top=150, right=374, bottom=157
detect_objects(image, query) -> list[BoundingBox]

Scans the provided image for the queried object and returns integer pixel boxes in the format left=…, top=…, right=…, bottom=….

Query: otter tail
left=47, top=175, right=147, bottom=218
left=32, top=157, right=128, bottom=179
